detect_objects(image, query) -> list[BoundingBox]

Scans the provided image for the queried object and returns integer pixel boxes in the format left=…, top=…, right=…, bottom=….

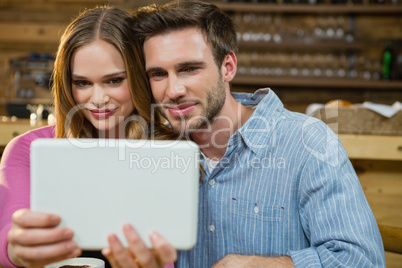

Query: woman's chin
left=93, top=124, right=120, bottom=138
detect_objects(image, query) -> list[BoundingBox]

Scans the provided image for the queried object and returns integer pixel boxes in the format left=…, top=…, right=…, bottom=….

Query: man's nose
left=166, top=76, right=186, bottom=100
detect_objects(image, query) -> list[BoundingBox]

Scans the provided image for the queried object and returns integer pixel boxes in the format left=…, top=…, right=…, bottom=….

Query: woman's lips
left=89, top=108, right=117, bottom=119
left=167, top=103, right=196, bottom=117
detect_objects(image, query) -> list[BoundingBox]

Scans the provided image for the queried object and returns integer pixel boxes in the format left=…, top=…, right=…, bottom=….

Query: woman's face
left=71, top=39, right=135, bottom=138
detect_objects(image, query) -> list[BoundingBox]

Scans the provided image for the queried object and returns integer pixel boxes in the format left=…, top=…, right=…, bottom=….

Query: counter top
left=1, top=118, right=401, bottom=160
left=0, top=118, right=48, bottom=147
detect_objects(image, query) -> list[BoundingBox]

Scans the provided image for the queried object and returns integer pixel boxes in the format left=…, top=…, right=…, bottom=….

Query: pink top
left=0, top=125, right=55, bottom=267
left=0, top=126, right=174, bottom=268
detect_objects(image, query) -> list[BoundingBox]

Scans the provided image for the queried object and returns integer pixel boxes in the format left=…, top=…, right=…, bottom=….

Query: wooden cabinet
left=339, top=134, right=402, bottom=160
left=338, top=134, right=402, bottom=267
left=338, top=135, right=402, bottom=228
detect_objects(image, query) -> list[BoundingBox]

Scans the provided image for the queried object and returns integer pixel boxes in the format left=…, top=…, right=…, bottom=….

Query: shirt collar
left=232, top=88, right=284, bottom=155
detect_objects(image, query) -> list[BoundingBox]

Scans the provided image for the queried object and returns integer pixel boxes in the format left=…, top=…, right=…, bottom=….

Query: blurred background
left=0, top=0, right=401, bottom=267
left=0, top=0, right=401, bottom=116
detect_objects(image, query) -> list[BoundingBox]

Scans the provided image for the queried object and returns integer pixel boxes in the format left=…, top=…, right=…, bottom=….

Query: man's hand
left=212, top=254, right=294, bottom=268
left=102, top=223, right=176, bottom=268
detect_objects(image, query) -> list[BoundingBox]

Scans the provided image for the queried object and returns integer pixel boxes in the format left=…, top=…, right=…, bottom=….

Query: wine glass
left=301, top=54, right=312, bottom=77
left=232, top=13, right=243, bottom=42
left=324, top=54, right=335, bottom=77
left=262, top=14, right=272, bottom=42
left=325, top=16, right=336, bottom=39
left=312, top=53, right=324, bottom=77
left=371, top=59, right=382, bottom=80
left=289, top=53, right=300, bottom=76
left=363, top=59, right=372, bottom=80
left=241, top=13, right=253, bottom=42
left=272, top=15, right=282, bottom=44
left=314, top=16, right=325, bottom=40
left=335, top=16, right=345, bottom=40
left=337, top=53, right=348, bottom=78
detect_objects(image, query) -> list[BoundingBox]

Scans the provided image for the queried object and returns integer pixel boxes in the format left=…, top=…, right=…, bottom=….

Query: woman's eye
left=108, top=77, right=124, bottom=85
left=72, top=80, right=90, bottom=87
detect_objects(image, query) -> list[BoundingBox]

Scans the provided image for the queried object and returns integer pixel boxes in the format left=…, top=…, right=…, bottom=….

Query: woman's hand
left=7, top=209, right=81, bottom=268
left=102, top=224, right=176, bottom=268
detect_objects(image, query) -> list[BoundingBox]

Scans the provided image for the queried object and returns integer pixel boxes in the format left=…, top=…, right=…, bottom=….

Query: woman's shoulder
left=28, top=124, right=55, bottom=139
left=10, top=124, right=55, bottom=145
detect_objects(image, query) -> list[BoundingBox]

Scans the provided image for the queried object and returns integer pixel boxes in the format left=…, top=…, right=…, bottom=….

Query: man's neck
left=191, top=95, right=254, bottom=160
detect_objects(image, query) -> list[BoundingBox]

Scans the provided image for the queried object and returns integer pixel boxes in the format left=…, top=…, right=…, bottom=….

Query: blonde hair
left=53, top=6, right=176, bottom=140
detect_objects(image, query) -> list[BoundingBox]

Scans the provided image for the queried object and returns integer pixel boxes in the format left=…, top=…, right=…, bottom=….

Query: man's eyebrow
left=72, top=71, right=126, bottom=79
left=145, top=67, right=165, bottom=74
left=176, top=61, right=205, bottom=68
left=146, top=61, right=205, bottom=73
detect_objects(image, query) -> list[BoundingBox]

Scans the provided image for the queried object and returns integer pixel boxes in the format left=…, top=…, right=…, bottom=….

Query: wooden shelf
left=238, top=41, right=363, bottom=51
left=213, top=2, right=402, bottom=14
left=232, top=75, right=402, bottom=89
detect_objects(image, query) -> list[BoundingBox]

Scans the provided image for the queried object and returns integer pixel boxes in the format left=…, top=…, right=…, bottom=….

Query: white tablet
left=30, top=138, right=199, bottom=250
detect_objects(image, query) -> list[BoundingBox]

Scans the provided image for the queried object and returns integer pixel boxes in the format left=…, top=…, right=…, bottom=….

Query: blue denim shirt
left=176, top=89, right=385, bottom=268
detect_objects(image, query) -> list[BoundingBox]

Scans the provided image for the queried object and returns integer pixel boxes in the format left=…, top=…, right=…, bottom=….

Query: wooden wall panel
left=356, top=16, right=402, bottom=41
left=0, top=22, right=63, bottom=43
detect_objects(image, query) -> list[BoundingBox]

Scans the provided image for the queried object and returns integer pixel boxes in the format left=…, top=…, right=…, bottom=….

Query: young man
left=105, top=1, right=385, bottom=267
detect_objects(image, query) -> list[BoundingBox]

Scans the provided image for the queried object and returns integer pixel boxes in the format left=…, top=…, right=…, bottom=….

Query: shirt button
left=209, top=225, right=215, bottom=232
left=209, top=179, right=216, bottom=186
left=254, top=207, right=259, bottom=214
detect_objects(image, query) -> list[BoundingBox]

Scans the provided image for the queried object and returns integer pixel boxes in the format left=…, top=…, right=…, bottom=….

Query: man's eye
left=72, top=80, right=90, bottom=87
left=150, top=72, right=166, bottom=78
left=108, top=77, right=124, bottom=85
left=182, top=66, right=199, bottom=72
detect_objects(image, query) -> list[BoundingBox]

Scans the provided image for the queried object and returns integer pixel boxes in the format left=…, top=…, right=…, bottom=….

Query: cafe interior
left=0, top=0, right=401, bottom=267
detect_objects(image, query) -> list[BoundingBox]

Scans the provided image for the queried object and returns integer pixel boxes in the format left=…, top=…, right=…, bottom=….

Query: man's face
left=144, top=27, right=226, bottom=135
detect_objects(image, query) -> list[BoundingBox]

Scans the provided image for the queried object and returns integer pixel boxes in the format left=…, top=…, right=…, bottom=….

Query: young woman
left=0, top=6, right=176, bottom=268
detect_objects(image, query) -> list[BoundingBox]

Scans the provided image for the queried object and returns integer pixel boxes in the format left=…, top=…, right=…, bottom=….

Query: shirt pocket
left=230, top=198, right=283, bottom=255
left=232, top=199, right=282, bottom=222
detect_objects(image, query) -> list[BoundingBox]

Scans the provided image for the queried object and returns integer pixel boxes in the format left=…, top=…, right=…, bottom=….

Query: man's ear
left=221, top=51, right=237, bottom=83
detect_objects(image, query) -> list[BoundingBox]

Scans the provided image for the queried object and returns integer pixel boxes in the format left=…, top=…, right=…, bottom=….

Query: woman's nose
left=91, top=85, right=110, bottom=106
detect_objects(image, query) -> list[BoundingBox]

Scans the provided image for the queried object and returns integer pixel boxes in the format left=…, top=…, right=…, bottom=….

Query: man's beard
left=159, top=78, right=226, bottom=134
